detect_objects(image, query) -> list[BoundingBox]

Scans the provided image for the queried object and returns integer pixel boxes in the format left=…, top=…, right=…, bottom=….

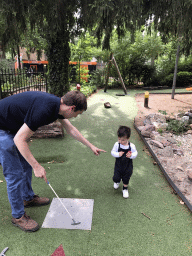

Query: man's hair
left=117, top=126, right=131, bottom=138
left=61, top=91, right=87, bottom=112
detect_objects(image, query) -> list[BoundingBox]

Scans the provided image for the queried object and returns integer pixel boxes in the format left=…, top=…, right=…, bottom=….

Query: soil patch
left=135, top=93, right=192, bottom=117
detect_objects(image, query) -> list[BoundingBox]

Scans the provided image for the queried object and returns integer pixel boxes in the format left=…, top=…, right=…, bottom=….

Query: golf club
left=47, top=181, right=81, bottom=225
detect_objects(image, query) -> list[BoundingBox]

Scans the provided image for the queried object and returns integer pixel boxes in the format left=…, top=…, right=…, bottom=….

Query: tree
left=0, top=0, right=78, bottom=95
left=0, top=0, right=149, bottom=95
left=3, top=0, right=192, bottom=97
left=80, top=0, right=147, bottom=50
left=146, top=0, right=192, bottom=98
left=0, top=0, right=30, bottom=68
left=27, top=0, right=79, bottom=96
left=109, top=28, right=163, bottom=86
left=20, top=23, right=46, bottom=61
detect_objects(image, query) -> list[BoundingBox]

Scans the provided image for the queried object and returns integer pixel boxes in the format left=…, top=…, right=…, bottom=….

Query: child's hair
left=117, top=126, right=131, bottom=138
left=61, top=90, right=87, bottom=112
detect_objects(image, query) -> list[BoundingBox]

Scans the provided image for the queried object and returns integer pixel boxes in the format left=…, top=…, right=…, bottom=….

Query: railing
left=0, top=68, right=48, bottom=99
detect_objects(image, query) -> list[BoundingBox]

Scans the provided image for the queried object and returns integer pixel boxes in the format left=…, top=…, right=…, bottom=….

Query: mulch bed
left=32, top=121, right=64, bottom=138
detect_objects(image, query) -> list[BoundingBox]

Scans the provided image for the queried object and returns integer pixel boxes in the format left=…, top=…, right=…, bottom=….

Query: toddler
left=111, top=126, right=138, bottom=198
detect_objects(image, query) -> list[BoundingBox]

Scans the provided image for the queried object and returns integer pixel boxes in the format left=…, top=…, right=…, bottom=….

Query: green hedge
left=162, top=71, right=192, bottom=87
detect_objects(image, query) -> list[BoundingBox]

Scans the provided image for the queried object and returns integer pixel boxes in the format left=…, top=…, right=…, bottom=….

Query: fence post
left=0, top=72, right=2, bottom=99
left=45, top=72, right=48, bottom=92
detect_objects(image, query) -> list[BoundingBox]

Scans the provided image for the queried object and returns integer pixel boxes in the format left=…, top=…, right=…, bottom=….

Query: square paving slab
left=42, top=198, right=94, bottom=230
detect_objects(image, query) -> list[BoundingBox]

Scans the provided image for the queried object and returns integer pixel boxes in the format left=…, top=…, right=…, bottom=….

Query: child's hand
left=126, top=151, right=132, bottom=158
left=119, top=151, right=125, bottom=157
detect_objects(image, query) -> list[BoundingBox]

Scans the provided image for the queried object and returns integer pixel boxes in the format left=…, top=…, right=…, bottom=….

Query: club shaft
left=48, top=183, right=73, bottom=219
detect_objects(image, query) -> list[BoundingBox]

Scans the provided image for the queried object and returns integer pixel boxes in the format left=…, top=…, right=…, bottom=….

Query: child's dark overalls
left=113, top=142, right=133, bottom=185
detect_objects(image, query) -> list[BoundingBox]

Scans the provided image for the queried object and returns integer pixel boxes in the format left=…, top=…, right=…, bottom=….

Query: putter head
left=71, top=219, right=81, bottom=225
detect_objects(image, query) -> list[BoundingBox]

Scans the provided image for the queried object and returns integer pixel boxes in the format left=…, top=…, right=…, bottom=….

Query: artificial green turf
left=0, top=89, right=192, bottom=256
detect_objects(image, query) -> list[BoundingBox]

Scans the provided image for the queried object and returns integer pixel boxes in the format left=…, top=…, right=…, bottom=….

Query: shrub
left=178, top=58, right=192, bottom=72
left=155, top=57, right=192, bottom=87
left=0, top=59, right=15, bottom=69
left=141, top=65, right=156, bottom=87
left=162, top=71, right=192, bottom=87
left=166, top=119, right=189, bottom=134
left=177, top=71, right=192, bottom=86
left=89, top=69, right=105, bottom=88
left=162, top=73, right=174, bottom=87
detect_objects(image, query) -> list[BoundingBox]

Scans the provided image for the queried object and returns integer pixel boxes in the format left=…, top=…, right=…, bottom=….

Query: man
left=0, top=90, right=105, bottom=232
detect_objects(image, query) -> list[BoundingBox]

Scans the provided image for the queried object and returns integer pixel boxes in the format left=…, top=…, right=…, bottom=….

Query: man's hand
left=90, top=145, right=106, bottom=156
left=60, top=120, right=106, bottom=156
left=33, top=164, right=47, bottom=183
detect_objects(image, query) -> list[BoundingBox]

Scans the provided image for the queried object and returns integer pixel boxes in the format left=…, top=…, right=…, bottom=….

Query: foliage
left=75, top=66, right=89, bottom=86
left=0, top=0, right=79, bottom=96
left=70, top=31, right=99, bottom=62
left=154, top=67, right=192, bottom=88
left=0, top=59, right=15, bottom=69
left=158, top=110, right=167, bottom=115
left=148, top=0, right=192, bottom=56
left=80, top=85, right=97, bottom=97
left=2, top=0, right=192, bottom=94
left=179, top=57, right=192, bottom=72
left=176, top=71, right=192, bottom=86
left=108, top=29, right=160, bottom=86
left=20, top=23, right=47, bottom=61
left=69, top=30, right=106, bottom=86
left=70, top=84, right=97, bottom=97
left=166, top=119, right=189, bottom=135
left=0, top=0, right=28, bottom=58
left=146, top=38, right=192, bottom=88
left=81, top=0, right=147, bottom=50
left=88, top=69, right=105, bottom=88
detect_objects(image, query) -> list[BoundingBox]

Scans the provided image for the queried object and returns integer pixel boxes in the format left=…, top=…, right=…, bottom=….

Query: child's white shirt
left=111, top=142, right=138, bottom=159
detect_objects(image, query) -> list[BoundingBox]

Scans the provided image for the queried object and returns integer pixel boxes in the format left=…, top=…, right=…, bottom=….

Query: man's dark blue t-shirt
left=0, top=91, right=64, bottom=134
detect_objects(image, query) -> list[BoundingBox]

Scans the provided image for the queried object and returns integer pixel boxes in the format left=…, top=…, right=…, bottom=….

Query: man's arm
left=13, top=123, right=47, bottom=182
left=59, top=119, right=106, bottom=155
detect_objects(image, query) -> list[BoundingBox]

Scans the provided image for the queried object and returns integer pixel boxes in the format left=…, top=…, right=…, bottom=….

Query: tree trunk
left=47, top=30, right=70, bottom=97
left=104, top=52, right=113, bottom=93
left=171, top=44, right=180, bottom=99
left=17, top=45, right=21, bottom=70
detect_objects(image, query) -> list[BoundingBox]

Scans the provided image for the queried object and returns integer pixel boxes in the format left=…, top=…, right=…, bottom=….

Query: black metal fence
left=0, top=69, right=48, bottom=99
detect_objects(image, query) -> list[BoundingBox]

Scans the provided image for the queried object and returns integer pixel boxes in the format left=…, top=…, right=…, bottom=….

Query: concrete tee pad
left=42, top=198, right=94, bottom=230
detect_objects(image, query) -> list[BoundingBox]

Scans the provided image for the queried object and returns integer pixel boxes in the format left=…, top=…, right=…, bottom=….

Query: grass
left=158, top=110, right=167, bottom=115
left=0, top=89, right=192, bottom=255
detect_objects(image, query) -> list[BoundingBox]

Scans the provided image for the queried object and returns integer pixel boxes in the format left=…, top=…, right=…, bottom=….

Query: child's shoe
left=113, top=182, right=120, bottom=189
left=122, top=188, right=129, bottom=198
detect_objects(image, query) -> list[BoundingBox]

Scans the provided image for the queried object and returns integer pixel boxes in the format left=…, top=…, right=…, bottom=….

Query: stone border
left=134, top=121, right=192, bottom=212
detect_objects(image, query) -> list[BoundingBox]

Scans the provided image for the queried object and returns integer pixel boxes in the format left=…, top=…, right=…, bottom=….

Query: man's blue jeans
left=0, top=130, right=34, bottom=218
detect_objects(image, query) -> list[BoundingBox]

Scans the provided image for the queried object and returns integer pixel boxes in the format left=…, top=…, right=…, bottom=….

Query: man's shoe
left=114, top=182, right=120, bottom=189
left=12, top=212, right=39, bottom=232
left=122, top=189, right=129, bottom=198
left=24, top=195, right=50, bottom=208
